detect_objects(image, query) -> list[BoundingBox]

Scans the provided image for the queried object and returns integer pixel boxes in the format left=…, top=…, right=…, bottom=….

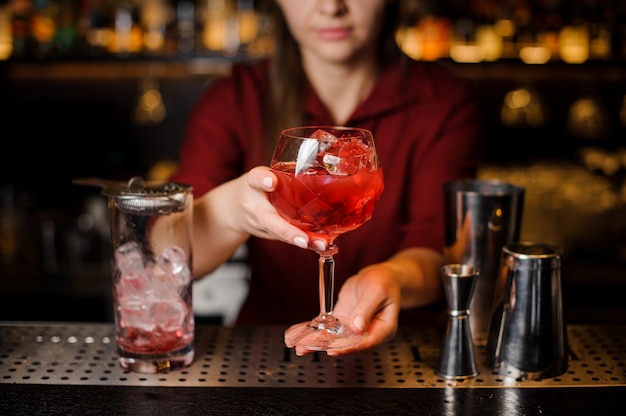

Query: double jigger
left=436, top=264, right=479, bottom=380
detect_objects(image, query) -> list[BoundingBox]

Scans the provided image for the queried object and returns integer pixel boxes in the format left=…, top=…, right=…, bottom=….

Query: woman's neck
left=302, top=56, right=379, bottom=126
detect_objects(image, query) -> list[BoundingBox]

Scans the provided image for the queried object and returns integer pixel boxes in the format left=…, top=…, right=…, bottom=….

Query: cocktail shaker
left=443, top=179, right=525, bottom=345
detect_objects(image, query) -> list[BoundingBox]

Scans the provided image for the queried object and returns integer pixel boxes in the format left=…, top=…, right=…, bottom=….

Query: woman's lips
left=317, top=27, right=352, bottom=41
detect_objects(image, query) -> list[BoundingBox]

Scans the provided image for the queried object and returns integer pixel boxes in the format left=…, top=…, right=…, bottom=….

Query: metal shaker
left=486, top=242, right=568, bottom=380
left=444, top=179, right=525, bottom=345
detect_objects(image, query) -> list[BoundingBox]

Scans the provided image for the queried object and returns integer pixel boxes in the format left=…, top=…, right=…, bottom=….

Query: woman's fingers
left=247, top=166, right=275, bottom=191
left=244, top=167, right=327, bottom=250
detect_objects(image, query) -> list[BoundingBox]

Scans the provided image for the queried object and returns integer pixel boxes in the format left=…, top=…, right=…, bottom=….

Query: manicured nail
left=312, top=240, right=327, bottom=251
left=353, top=315, right=366, bottom=332
left=263, top=176, right=273, bottom=189
left=294, top=236, right=308, bottom=249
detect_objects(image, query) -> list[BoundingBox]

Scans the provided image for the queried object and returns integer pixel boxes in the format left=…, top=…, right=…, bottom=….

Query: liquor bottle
left=176, top=0, right=195, bottom=56
left=55, top=0, right=78, bottom=58
left=10, top=0, right=34, bottom=59
left=0, top=2, right=12, bottom=60
left=30, top=0, right=57, bottom=59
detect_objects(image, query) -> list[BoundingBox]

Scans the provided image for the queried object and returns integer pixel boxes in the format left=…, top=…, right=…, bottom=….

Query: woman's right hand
left=239, top=166, right=326, bottom=251
left=238, top=166, right=306, bottom=248
left=191, top=166, right=327, bottom=277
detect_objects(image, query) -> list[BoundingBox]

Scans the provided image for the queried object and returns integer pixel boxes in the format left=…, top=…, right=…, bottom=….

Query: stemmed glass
left=269, top=126, right=384, bottom=351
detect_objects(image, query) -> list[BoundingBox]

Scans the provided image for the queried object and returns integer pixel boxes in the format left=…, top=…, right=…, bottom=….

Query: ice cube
left=114, top=242, right=151, bottom=300
left=151, top=246, right=191, bottom=298
left=118, top=300, right=155, bottom=332
left=322, top=153, right=348, bottom=175
left=115, top=241, right=144, bottom=275
left=320, top=139, right=362, bottom=175
left=310, top=129, right=337, bottom=142
left=150, top=298, right=187, bottom=331
left=159, top=245, right=188, bottom=274
left=116, top=269, right=152, bottom=301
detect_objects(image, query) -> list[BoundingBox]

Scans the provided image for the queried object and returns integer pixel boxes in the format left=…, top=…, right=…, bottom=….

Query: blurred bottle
left=475, top=23, right=502, bottom=62
left=419, top=15, right=452, bottom=61
left=140, top=0, right=173, bottom=55
left=176, top=0, right=195, bottom=56
left=0, top=1, right=12, bottom=59
left=30, top=0, right=57, bottom=59
left=586, top=1, right=612, bottom=61
left=472, top=0, right=503, bottom=62
left=558, top=2, right=590, bottom=64
left=112, top=0, right=134, bottom=56
left=9, top=0, right=34, bottom=59
left=450, top=17, right=483, bottom=63
left=83, top=0, right=114, bottom=57
left=245, top=0, right=273, bottom=57
left=236, top=0, right=257, bottom=54
left=202, top=0, right=238, bottom=55
left=54, top=0, right=78, bottom=58
left=559, top=23, right=589, bottom=63
left=492, top=5, right=517, bottom=60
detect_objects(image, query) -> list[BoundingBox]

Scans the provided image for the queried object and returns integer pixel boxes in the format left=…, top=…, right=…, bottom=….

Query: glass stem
left=316, top=243, right=340, bottom=331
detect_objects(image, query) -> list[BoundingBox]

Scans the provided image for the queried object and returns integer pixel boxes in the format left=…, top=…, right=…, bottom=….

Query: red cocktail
left=270, top=160, right=383, bottom=241
left=269, top=126, right=384, bottom=351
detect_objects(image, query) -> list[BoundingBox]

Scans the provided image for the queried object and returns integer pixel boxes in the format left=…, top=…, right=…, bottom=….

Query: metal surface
left=0, top=323, right=624, bottom=388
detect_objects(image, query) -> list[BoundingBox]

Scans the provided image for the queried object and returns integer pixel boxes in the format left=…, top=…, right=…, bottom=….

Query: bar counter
left=1, top=322, right=625, bottom=415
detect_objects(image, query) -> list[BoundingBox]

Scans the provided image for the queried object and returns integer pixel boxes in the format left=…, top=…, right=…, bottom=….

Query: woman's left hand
left=287, top=262, right=401, bottom=357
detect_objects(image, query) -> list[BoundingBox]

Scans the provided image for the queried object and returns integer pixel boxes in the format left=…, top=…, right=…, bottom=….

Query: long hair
left=262, top=1, right=405, bottom=162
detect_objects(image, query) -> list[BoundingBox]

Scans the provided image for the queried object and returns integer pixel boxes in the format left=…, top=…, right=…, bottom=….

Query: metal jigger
left=436, top=264, right=479, bottom=379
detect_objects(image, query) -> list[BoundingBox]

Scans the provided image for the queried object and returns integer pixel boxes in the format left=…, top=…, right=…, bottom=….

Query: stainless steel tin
left=486, top=242, right=568, bottom=380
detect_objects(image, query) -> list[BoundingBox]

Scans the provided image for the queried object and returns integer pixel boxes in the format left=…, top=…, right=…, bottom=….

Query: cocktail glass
left=269, top=126, right=384, bottom=351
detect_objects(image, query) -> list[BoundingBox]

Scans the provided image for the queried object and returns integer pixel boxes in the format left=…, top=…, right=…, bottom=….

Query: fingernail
left=294, top=236, right=308, bottom=249
left=263, top=176, right=273, bottom=189
left=354, top=315, right=366, bottom=332
left=312, top=240, right=326, bottom=251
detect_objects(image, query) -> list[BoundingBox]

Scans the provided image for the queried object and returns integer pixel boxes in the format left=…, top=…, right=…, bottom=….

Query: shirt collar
left=304, top=57, right=436, bottom=125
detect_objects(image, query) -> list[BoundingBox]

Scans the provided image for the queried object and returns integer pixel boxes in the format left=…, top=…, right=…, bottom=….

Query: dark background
left=1, top=0, right=625, bottom=325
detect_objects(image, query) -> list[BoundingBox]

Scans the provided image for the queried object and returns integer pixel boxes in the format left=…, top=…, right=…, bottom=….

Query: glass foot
left=284, top=318, right=365, bottom=351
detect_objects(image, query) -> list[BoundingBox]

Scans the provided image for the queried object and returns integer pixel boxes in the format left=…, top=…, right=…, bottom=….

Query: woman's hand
left=241, top=166, right=326, bottom=251
left=287, top=262, right=401, bottom=357
left=286, top=247, right=445, bottom=357
left=191, top=166, right=326, bottom=277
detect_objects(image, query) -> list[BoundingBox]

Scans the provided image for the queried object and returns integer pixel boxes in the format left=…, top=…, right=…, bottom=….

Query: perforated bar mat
left=1, top=323, right=624, bottom=388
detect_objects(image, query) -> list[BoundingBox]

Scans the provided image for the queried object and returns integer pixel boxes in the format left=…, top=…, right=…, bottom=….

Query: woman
left=170, top=0, right=483, bottom=356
